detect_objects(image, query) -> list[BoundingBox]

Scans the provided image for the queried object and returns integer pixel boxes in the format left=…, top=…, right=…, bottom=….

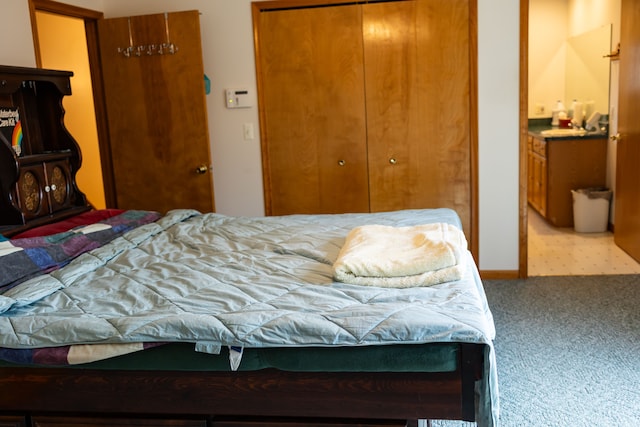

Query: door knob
left=195, top=165, right=209, bottom=174
left=610, top=133, right=620, bottom=141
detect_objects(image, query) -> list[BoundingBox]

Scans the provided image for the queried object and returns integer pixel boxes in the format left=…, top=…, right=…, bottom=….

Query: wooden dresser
left=527, top=132, right=607, bottom=227
left=0, top=65, right=89, bottom=237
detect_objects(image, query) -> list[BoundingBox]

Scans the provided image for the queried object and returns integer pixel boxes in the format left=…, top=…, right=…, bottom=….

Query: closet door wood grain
left=257, top=5, right=369, bottom=215
left=364, top=0, right=473, bottom=238
left=363, top=1, right=419, bottom=212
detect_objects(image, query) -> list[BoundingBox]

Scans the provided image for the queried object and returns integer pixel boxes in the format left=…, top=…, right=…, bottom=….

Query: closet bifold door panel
left=256, top=5, right=369, bottom=215
left=364, top=0, right=472, bottom=238
left=255, top=0, right=476, bottom=246
left=363, top=1, right=420, bottom=213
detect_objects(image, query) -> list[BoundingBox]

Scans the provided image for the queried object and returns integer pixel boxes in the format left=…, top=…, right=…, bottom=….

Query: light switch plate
left=243, top=123, right=254, bottom=140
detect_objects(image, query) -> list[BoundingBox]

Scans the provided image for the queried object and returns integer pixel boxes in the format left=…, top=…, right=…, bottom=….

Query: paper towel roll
left=572, top=102, right=584, bottom=127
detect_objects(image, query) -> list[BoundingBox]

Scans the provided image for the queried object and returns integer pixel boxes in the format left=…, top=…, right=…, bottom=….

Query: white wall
left=529, top=0, right=620, bottom=118
left=44, top=0, right=104, bottom=8
left=568, top=0, right=620, bottom=41
left=477, top=0, right=520, bottom=271
left=0, top=0, right=37, bottom=67
left=0, top=0, right=521, bottom=273
left=528, top=0, right=569, bottom=118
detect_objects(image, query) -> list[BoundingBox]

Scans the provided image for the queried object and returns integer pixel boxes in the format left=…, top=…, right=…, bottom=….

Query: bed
left=0, top=207, right=498, bottom=427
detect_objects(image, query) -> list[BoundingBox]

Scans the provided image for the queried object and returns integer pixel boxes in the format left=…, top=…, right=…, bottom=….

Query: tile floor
left=527, top=208, right=640, bottom=276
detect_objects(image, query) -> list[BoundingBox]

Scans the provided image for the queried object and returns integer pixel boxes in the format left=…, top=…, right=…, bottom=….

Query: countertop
left=528, top=119, right=608, bottom=140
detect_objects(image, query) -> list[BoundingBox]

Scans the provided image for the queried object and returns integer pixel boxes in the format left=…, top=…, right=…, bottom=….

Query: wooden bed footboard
left=0, top=344, right=485, bottom=427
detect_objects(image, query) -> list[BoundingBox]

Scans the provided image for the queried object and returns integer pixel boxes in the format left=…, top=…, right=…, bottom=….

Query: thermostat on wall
left=225, top=88, right=252, bottom=109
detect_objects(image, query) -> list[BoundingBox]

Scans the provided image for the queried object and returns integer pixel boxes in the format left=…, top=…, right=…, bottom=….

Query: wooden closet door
left=257, top=5, right=369, bottom=215
left=98, top=11, right=215, bottom=214
left=363, top=1, right=419, bottom=212
left=364, top=0, right=473, bottom=238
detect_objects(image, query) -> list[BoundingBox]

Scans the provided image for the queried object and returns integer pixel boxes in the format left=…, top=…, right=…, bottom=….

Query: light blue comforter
left=0, top=208, right=498, bottom=426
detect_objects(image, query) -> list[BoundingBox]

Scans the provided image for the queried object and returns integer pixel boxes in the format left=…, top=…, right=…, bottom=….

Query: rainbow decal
left=12, top=120, right=22, bottom=156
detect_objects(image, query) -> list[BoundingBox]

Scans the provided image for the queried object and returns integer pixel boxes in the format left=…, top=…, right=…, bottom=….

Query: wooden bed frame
left=0, top=343, right=485, bottom=427
left=0, top=65, right=491, bottom=427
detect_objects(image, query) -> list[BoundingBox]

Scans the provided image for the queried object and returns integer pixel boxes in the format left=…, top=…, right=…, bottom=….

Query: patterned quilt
left=0, top=210, right=161, bottom=292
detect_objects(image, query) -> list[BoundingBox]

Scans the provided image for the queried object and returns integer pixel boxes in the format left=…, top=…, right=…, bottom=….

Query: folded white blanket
left=333, top=223, right=467, bottom=288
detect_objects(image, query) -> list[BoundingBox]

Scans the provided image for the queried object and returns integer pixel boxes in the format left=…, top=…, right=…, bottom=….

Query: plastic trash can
left=571, top=187, right=612, bottom=233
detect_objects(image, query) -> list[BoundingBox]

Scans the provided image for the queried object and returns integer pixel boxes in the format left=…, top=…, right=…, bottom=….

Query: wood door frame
left=28, top=0, right=116, bottom=208
left=519, top=0, right=529, bottom=278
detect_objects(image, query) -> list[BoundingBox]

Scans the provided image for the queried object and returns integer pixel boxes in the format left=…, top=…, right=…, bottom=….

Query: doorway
left=28, top=0, right=116, bottom=208
left=34, top=10, right=105, bottom=209
left=522, top=0, right=640, bottom=276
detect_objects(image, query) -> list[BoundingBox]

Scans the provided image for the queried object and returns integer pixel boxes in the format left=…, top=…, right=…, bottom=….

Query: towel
left=332, top=223, right=467, bottom=288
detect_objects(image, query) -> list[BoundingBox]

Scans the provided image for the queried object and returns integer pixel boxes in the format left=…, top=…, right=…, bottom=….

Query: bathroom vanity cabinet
left=527, top=133, right=607, bottom=227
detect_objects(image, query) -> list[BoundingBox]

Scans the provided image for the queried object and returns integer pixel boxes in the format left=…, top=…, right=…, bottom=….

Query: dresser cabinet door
left=14, top=159, right=73, bottom=220
left=43, top=159, right=72, bottom=213
left=15, top=163, right=50, bottom=220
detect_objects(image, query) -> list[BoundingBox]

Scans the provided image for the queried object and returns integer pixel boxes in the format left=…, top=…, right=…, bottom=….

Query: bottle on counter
left=551, top=100, right=566, bottom=126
